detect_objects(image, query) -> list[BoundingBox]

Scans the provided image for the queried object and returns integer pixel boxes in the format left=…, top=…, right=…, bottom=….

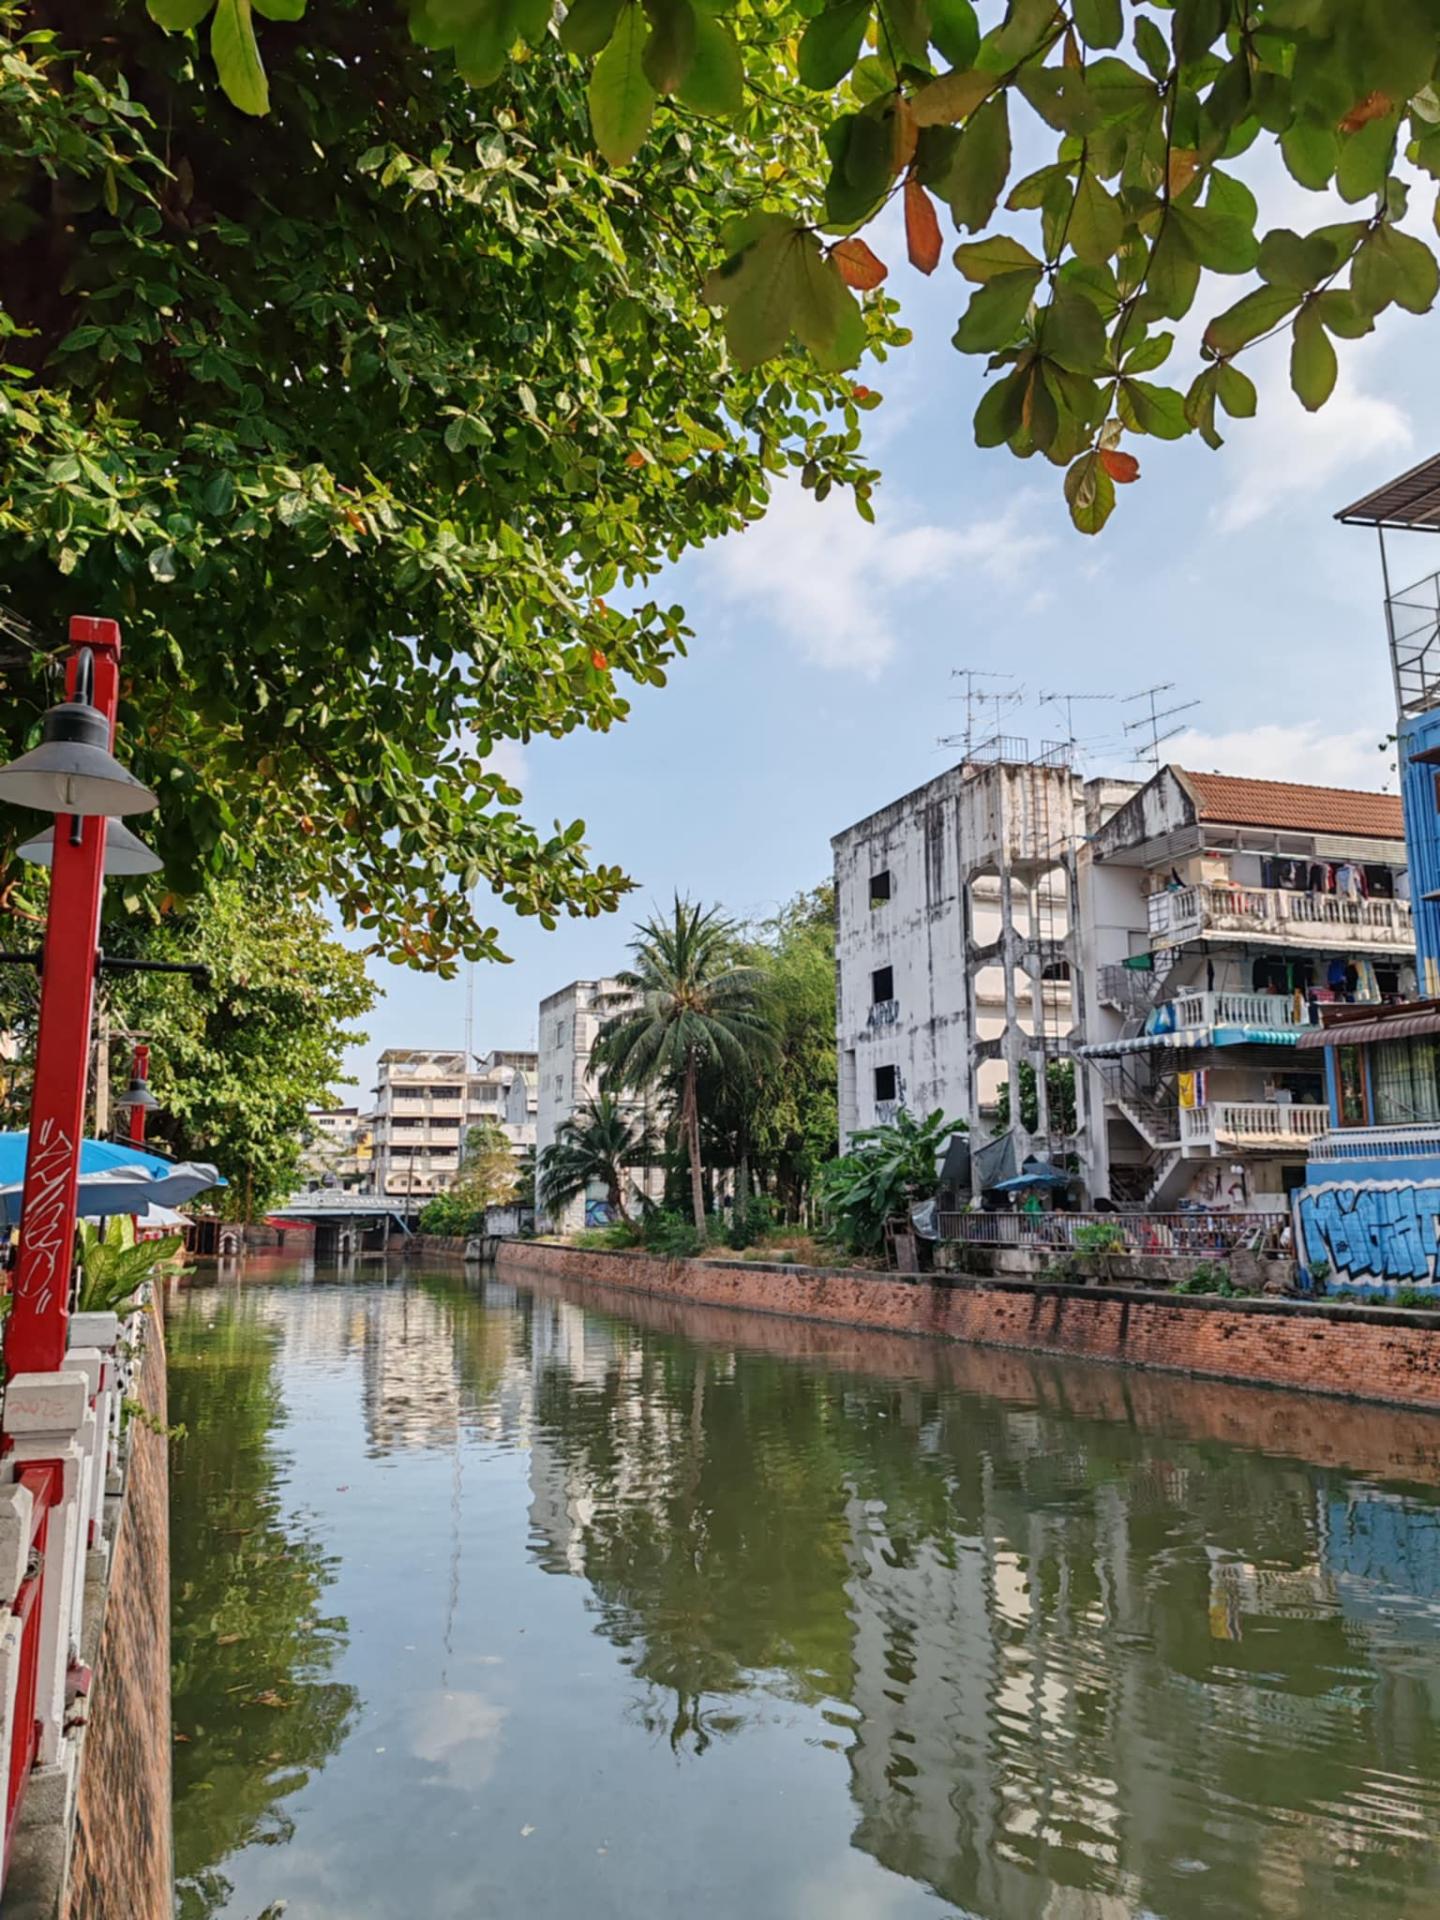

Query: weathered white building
left=1077, top=767, right=1413, bottom=1209
left=298, top=1104, right=374, bottom=1190
left=535, top=978, right=662, bottom=1231
left=832, top=746, right=1132, bottom=1163
left=465, top=1047, right=538, bottom=1155
left=369, top=1045, right=538, bottom=1199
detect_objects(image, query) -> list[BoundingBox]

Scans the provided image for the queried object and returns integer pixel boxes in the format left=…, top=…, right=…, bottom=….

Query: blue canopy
left=0, top=1132, right=224, bottom=1225
left=0, top=1133, right=203, bottom=1185
left=991, top=1164, right=1073, bottom=1192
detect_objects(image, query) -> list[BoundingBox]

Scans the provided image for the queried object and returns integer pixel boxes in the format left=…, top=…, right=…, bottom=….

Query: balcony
left=1167, top=989, right=1307, bottom=1033
left=1179, top=1101, right=1329, bottom=1151
left=1147, top=883, right=1412, bottom=951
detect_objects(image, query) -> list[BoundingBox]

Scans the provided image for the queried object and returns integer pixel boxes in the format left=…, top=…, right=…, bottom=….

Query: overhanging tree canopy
left=0, top=0, right=889, bottom=964
left=155, top=0, right=1440, bottom=535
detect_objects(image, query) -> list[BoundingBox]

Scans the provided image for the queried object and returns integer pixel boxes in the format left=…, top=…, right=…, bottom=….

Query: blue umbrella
left=0, top=1132, right=197, bottom=1185
left=0, top=1132, right=223, bottom=1226
left=991, top=1164, right=1073, bottom=1192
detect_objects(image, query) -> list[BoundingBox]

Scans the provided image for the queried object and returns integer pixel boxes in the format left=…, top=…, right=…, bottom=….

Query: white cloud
left=485, top=738, right=528, bottom=791
left=1211, top=340, right=1412, bottom=535
left=1170, top=719, right=1397, bottom=793
left=407, top=1688, right=507, bottom=1791
left=703, top=481, right=1052, bottom=678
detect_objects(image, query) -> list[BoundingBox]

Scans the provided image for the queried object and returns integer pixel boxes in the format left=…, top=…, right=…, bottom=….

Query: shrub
left=1173, top=1261, right=1240, bottom=1297
left=642, top=1211, right=705, bottom=1258
left=570, top=1222, right=642, bottom=1251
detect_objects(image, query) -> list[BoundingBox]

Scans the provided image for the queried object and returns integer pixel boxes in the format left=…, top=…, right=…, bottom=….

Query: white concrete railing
left=1307, top=1124, right=1440, bottom=1161
left=1168, top=990, right=1307, bottom=1031
left=1149, top=883, right=1412, bottom=949
left=1179, top=1102, right=1330, bottom=1148
left=0, top=1303, right=134, bottom=1888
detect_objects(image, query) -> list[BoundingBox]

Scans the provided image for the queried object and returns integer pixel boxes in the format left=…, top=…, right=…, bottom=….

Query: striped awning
left=1078, top=1025, right=1300, bottom=1060
left=1298, top=1007, right=1440, bottom=1048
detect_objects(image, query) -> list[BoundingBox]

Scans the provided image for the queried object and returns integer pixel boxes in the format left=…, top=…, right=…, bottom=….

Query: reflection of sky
left=172, top=1271, right=1440, bottom=1920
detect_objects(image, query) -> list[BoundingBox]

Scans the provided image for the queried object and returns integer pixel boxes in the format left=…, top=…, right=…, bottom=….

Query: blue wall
left=1399, top=706, right=1440, bottom=993
left=1294, top=1177, right=1440, bottom=1285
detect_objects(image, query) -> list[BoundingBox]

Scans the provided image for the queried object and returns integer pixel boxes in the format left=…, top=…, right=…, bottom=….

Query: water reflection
left=170, top=1263, right=1440, bottom=1919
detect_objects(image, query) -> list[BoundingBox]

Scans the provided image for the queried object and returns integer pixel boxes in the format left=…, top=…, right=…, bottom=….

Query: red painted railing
left=3, top=1460, right=60, bottom=1880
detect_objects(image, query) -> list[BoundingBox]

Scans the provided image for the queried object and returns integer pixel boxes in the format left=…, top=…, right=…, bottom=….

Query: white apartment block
left=833, top=746, right=1132, bottom=1165
left=536, top=979, right=662, bottom=1232
left=369, top=1046, right=538, bottom=1199
left=298, top=1105, right=374, bottom=1190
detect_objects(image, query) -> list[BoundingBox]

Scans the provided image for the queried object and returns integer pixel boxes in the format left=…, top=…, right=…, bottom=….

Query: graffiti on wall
left=1295, top=1180, right=1440, bottom=1283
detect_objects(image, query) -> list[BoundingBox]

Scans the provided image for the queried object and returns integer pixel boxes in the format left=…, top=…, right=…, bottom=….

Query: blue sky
left=337, top=153, right=1440, bottom=1101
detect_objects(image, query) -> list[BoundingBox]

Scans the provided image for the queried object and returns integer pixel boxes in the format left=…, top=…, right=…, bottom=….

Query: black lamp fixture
left=0, top=655, right=158, bottom=818
left=17, top=820, right=162, bottom=876
left=112, top=1076, right=160, bottom=1116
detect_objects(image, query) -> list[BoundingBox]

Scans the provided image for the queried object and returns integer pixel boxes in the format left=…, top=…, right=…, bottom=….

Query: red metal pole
left=5, top=618, right=120, bottom=1378
left=127, top=1043, right=150, bottom=1146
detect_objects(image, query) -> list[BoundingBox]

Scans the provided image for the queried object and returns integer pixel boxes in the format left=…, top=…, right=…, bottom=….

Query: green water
left=169, top=1260, right=1440, bottom=1919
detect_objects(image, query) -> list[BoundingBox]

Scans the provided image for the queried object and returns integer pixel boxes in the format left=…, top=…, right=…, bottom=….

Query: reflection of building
left=535, top=980, right=662, bottom=1231
left=359, top=1288, right=462, bottom=1453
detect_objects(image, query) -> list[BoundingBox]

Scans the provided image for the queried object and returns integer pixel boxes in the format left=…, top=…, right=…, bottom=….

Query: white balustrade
left=1168, top=990, right=1306, bottom=1031
left=1180, top=1101, right=1329, bottom=1147
left=1148, top=882, right=1411, bottom=950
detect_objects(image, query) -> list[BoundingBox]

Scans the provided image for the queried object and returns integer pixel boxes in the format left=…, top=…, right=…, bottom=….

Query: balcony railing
left=1168, top=989, right=1307, bottom=1032
left=938, top=1209, right=1288, bottom=1257
left=1179, top=1101, right=1329, bottom=1148
left=1148, top=883, right=1412, bottom=950
left=1307, top=1123, right=1440, bottom=1162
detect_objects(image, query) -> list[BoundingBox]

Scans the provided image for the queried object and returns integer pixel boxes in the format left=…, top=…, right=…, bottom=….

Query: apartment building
left=1077, top=766, right=1412, bottom=1211
left=535, top=979, right=662, bottom=1231
left=466, top=1048, right=538, bottom=1153
left=370, top=1049, right=470, bottom=1198
left=832, top=742, right=1135, bottom=1163
left=298, top=1105, right=373, bottom=1190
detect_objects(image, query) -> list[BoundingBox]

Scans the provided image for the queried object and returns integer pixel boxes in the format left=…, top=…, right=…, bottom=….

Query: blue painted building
left=1293, top=457, right=1440, bottom=1289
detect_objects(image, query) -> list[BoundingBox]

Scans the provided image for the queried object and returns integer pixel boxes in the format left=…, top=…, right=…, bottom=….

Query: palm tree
left=539, top=1095, right=656, bottom=1226
left=596, top=897, right=773, bottom=1234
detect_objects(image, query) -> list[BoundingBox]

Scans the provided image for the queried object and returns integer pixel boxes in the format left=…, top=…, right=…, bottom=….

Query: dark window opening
left=872, top=965, right=894, bottom=1004
left=1041, top=959, right=1071, bottom=982
left=870, top=869, right=891, bottom=906
left=874, top=1064, right=898, bottom=1103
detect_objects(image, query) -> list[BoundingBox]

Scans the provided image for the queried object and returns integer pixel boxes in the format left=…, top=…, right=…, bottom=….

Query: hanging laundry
left=1336, top=862, right=1365, bottom=901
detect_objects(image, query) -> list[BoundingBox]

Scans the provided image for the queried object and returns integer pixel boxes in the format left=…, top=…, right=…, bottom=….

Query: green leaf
left=1313, top=288, right=1373, bottom=338
left=147, top=0, right=213, bottom=26
left=210, top=0, right=269, bottom=114
left=943, top=94, right=1010, bottom=232
left=1384, top=227, right=1440, bottom=313
left=251, top=0, right=304, bottom=19
left=910, top=67, right=995, bottom=126
left=1290, top=302, right=1337, bottom=411
left=1118, top=378, right=1187, bottom=439
left=792, top=239, right=866, bottom=370
left=1280, top=116, right=1337, bottom=190
left=560, top=0, right=624, bottom=56
left=589, top=3, right=657, bottom=165
left=1172, top=203, right=1257, bottom=273
left=973, top=367, right=1027, bottom=446
left=927, top=0, right=978, bottom=71
left=642, top=0, right=696, bottom=94
left=1064, top=451, right=1115, bottom=534
left=951, top=268, right=1040, bottom=351
left=952, top=233, right=1042, bottom=281
left=915, top=125, right=961, bottom=190
left=825, top=112, right=892, bottom=224
left=1133, top=14, right=1169, bottom=80
left=978, top=0, right=1056, bottom=71
left=1202, top=283, right=1300, bottom=356
left=1173, top=0, right=1224, bottom=65
left=1083, top=56, right=1160, bottom=121
left=879, top=0, right=930, bottom=66
left=1144, top=219, right=1200, bottom=320
left=1256, top=226, right=1332, bottom=290
left=1068, top=170, right=1123, bottom=265
left=1336, top=113, right=1400, bottom=203
left=1041, top=284, right=1106, bottom=372
left=676, top=8, right=743, bottom=115
left=702, top=218, right=804, bottom=369
left=1071, top=0, right=1121, bottom=49
left=1121, top=330, right=1173, bottom=373
left=1215, top=362, right=1256, bottom=417
left=1184, top=367, right=1222, bottom=449
left=797, top=0, right=869, bottom=90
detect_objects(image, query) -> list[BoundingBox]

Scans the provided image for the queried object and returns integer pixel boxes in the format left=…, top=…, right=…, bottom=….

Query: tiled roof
left=1174, top=769, right=1404, bottom=840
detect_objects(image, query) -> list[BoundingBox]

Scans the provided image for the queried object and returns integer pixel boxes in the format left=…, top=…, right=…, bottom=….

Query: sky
left=335, top=147, right=1440, bottom=1103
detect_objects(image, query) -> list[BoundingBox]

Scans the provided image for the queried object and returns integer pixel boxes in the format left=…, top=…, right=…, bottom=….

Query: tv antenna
left=1124, top=683, right=1199, bottom=769
left=1039, top=688, right=1115, bottom=760
left=938, top=668, right=1022, bottom=759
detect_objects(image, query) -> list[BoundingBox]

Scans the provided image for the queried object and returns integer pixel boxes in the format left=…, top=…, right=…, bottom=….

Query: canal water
left=170, top=1260, right=1440, bottom=1920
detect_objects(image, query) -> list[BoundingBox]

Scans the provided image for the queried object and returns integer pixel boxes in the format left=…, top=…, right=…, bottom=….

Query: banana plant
left=77, top=1217, right=186, bottom=1317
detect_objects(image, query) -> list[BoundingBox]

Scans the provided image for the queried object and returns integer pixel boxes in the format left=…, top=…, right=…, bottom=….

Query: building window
left=874, top=1064, right=897, bottom=1103
left=1372, top=1036, right=1440, bottom=1125
left=871, top=964, right=894, bottom=1005
left=869, top=869, right=891, bottom=907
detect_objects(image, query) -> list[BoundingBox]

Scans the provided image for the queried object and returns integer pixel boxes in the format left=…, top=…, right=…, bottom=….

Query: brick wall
left=498, top=1241, right=1440, bottom=1414
left=63, top=1321, right=172, bottom=1920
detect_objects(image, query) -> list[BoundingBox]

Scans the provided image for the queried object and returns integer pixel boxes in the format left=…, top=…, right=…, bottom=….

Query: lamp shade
left=113, top=1078, right=160, bottom=1113
left=0, top=702, right=158, bottom=817
left=17, top=820, right=163, bottom=876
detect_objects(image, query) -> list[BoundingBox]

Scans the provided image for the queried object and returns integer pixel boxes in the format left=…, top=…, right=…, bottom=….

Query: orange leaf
left=1166, top=148, right=1199, bottom=197
left=831, top=237, right=888, bottom=290
left=1099, top=448, right=1140, bottom=484
left=1339, top=90, right=1392, bottom=132
left=851, top=384, right=871, bottom=399
left=625, top=449, right=646, bottom=468
left=904, top=177, right=942, bottom=275
left=890, top=97, right=917, bottom=176
left=590, top=649, right=609, bottom=671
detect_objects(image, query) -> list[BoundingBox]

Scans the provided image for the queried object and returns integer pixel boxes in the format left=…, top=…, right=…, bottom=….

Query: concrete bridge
left=269, top=1191, right=425, bottom=1258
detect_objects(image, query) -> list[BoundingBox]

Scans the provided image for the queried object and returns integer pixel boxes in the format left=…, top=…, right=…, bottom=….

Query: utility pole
left=1123, top=683, right=1200, bottom=770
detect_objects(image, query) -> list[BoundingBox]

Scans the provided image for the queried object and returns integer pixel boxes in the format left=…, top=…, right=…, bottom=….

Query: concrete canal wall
left=499, top=1241, right=1440, bottom=1414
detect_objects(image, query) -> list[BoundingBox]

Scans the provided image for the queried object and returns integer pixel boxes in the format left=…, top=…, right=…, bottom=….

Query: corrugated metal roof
left=1077, top=1025, right=1300, bottom=1059
left=1174, top=769, right=1404, bottom=840
left=1297, top=1008, right=1440, bottom=1048
left=1336, top=453, right=1440, bottom=529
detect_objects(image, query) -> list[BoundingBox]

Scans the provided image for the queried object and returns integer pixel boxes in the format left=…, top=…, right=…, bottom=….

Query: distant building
left=299, top=1105, right=373, bottom=1190
left=535, top=980, right=662, bottom=1231
left=1078, top=767, right=1412, bottom=1212
left=466, top=1048, right=539, bottom=1158
left=369, top=1046, right=540, bottom=1199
